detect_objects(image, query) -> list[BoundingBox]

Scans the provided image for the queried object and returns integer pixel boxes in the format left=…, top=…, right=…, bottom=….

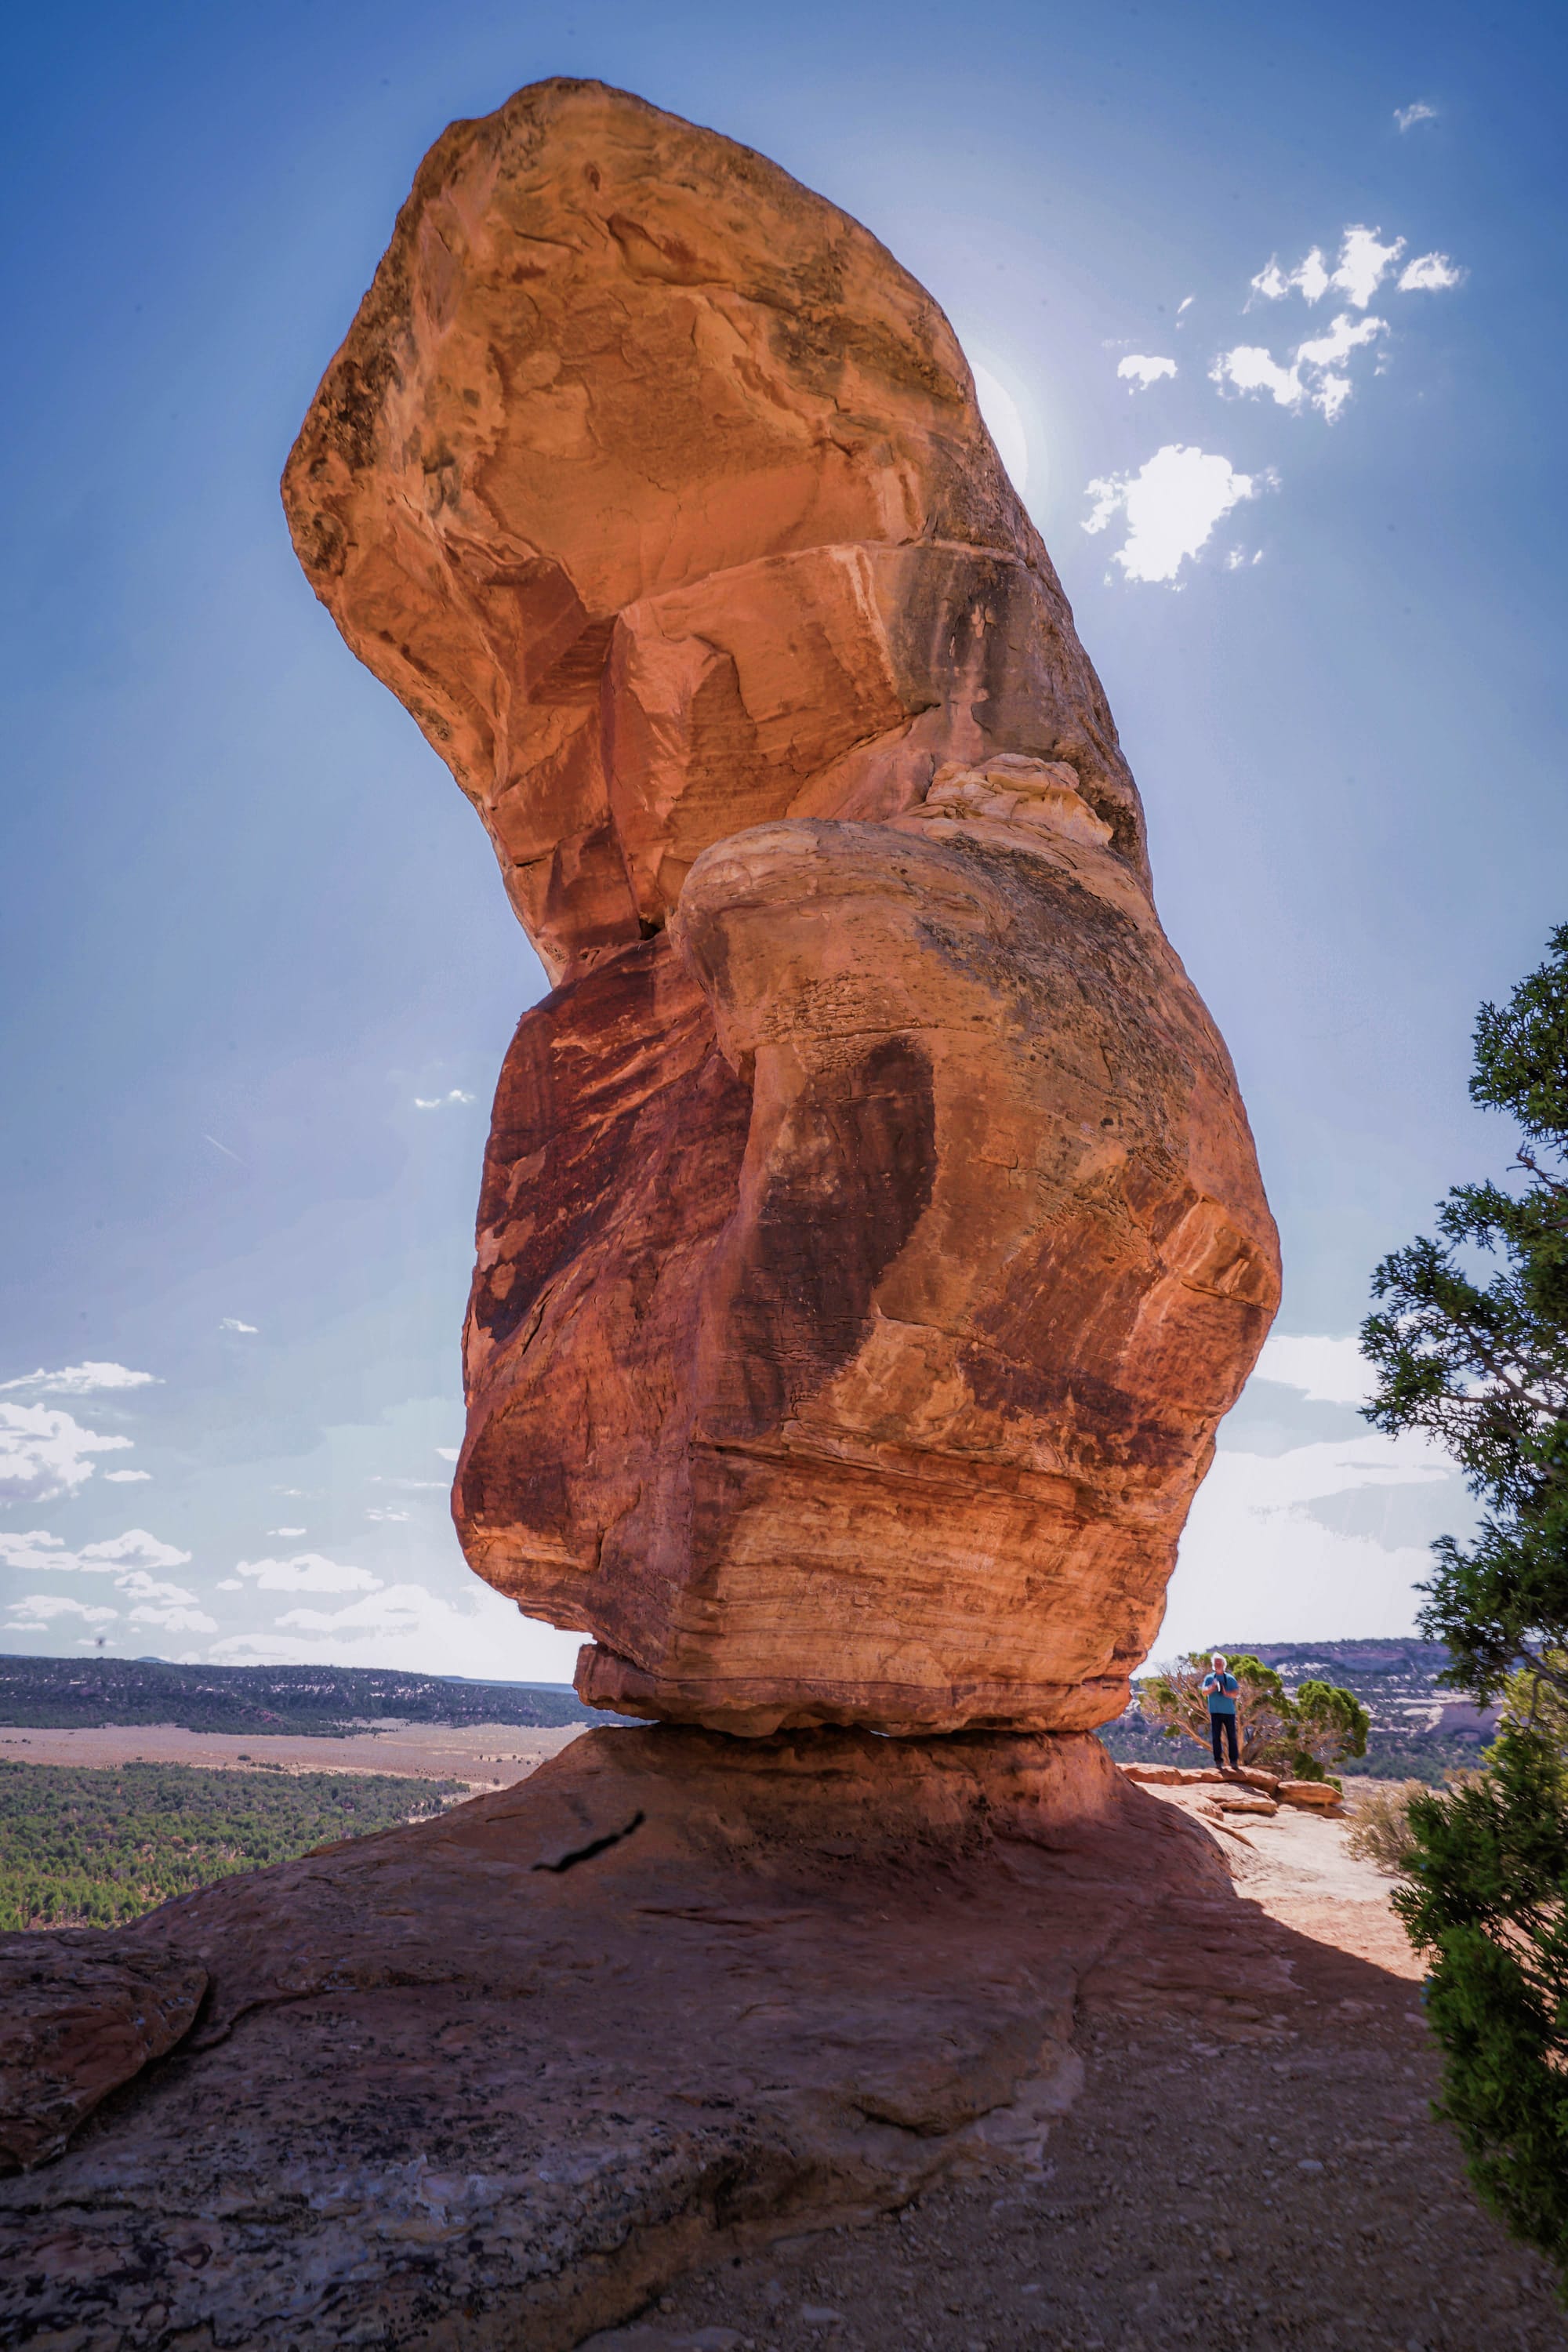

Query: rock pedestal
left=283, top=78, right=1279, bottom=1731
left=0, top=1730, right=1230, bottom=2350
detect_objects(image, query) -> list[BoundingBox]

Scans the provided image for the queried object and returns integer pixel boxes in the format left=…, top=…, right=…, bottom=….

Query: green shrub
left=1290, top=1679, right=1370, bottom=1780
left=1344, top=1780, right=1427, bottom=1875
left=1396, top=1729, right=1568, bottom=2283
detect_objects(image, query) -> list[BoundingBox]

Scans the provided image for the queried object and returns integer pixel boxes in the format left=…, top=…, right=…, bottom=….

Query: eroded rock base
left=1, top=1727, right=1223, bottom=2350
left=621, top=1786, right=1568, bottom=2352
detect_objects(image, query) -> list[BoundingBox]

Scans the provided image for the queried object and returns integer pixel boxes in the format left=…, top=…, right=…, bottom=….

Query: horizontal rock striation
left=284, top=78, right=1279, bottom=1733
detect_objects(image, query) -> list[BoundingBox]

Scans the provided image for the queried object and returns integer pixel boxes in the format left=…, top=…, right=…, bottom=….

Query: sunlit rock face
left=284, top=77, right=1279, bottom=1735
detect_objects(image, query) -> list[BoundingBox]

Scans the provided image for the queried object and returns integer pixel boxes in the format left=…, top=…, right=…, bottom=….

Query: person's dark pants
left=1210, top=1711, right=1238, bottom=1767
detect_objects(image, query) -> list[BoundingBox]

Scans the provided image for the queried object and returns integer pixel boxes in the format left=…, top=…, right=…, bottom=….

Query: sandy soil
left=594, top=1782, right=1568, bottom=2352
left=0, top=1719, right=586, bottom=1788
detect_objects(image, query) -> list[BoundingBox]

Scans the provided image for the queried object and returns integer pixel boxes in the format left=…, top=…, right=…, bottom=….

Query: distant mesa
left=0, top=1654, right=599, bottom=1737
left=283, top=78, right=1279, bottom=1735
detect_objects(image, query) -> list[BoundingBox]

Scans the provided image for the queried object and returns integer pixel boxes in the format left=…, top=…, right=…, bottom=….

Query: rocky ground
left=7, top=1738, right=1562, bottom=2351
left=593, top=1784, right=1567, bottom=2352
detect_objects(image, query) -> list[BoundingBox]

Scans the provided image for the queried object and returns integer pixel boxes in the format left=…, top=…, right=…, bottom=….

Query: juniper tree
left=1139, top=1653, right=1364, bottom=1777
left=1363, top=926, right=1568, bottom=2291
left=1361, top=924, right=1568, bottom=1700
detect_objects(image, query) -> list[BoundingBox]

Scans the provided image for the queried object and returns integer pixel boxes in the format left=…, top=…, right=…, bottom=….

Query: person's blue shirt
left=1202, top=1671, right=1239, bottom=1715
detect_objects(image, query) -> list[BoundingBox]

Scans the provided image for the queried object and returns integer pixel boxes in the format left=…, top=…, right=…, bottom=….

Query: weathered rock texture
left=0, top=1729, right=1234, bottom=2350
left=0, top=1942, right=205, bottom=2172
left=283, top=79, right=1279, bottom=1733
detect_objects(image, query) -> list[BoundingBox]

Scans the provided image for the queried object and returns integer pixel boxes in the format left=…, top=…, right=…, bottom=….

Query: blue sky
left=2, top=0, right=1563, bottom=1677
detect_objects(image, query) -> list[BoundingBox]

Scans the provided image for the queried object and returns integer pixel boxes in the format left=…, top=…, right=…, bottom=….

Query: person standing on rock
left=1203, top=1653, right=1240, bottom=1768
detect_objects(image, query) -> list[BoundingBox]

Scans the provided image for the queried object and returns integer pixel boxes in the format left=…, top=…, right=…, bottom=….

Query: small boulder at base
left=1278, top=1781, right=1343, bottom=1810
left=0, top=1940, right=206, bottom=2173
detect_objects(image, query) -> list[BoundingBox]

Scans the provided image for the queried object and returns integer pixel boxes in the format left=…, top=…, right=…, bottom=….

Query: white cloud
left=1334, top=226, right=1406, bottom=307
left=79, top=1530, right=194, bottom=1574
left=0, top=1529, right=203, bottom=1636
left=209, top=1581, right=574, bottom=1682
left=1399, top=251, right=1465, bottom=292
left=112, top=1570, right=198, bottom=1606
left=366, top=1507, right=411, bottom=1523
left=1395, top=100, right=1437, bottom=132
left=1116, top=354, right=1178, bottom=390
left=368, top=1477, right=446, bottom=1490
left=1083, top=445, right=1267, bottom=585
left=1142, top=1327, right=1482, bottom=1657
left=128, top=1602, right=219, bottom=1633
left=0, top=1530, right=78, bottom=1574
left=1254, top=1333, right=1373, bottom=1406
left=220, top=1318, right=259, bottom=1334
left=1211, top=343, right=1302, bottom=407
left=412, top=1091, right=477, bottom=1111
left=434, top=1448, right=460, bottom=1463
left=1296, top=312, right=1388, bottom=371
left=1249, top=226, right=1404, bottom=314
left=0, top=1405, right=133, bottom=1503
left=1250, top=248, right=1330, bottom=307
left=0, top=1362, right=159, bottom=1396
left=233, top=1552, right=383, bottom=1594
left=1213, top=310, right=1385, bottom=423
left=1153, top=1427, right=1465, bottom=1656
left=103, top=1469, right=152, bottom=1483
left=208, top=1579, right=583, bottom=1681
left=216, top=1578, right=242, bottom=1591
left=5, top=1593, right=118, bottom=1631
left=268, top=1526, right=307, bottom=1537
left=1177, top=296, right=1194, bottom=318
left=270, top=1584, right=444, bottom=1636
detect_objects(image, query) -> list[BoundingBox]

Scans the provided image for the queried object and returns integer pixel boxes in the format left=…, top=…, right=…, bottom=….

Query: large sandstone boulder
left=284, top=78, right=1279, bottom=1734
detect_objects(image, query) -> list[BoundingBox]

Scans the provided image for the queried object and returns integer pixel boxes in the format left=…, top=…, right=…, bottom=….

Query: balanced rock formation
left=284, top=78, right=1280, bottom=1733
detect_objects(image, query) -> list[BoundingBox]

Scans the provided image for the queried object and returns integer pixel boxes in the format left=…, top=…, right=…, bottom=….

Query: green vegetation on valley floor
left=0, top=1759, right=466, bottom=1931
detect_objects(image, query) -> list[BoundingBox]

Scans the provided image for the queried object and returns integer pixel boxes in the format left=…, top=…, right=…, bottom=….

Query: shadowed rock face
left=284, top=77, right=1279, bottom=1734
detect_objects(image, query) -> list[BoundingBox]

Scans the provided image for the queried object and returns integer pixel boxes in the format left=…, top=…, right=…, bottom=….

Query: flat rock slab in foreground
left=0, top=1728, right=1233, bottom=2350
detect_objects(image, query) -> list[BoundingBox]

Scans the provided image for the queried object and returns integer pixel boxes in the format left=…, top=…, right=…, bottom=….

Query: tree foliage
left=1362, top=926, right=1568, bottom=2292
left=1361, top=924, right=1568, bottom=1704
left=1500, top=1650, right=1568, bottom=1751
left=1138, top=1652, right=1366, bottom=1777
left=1395, top=1728, right=1568, bottom=2278
left=1290, top=1678, right=1371, bottom=1775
